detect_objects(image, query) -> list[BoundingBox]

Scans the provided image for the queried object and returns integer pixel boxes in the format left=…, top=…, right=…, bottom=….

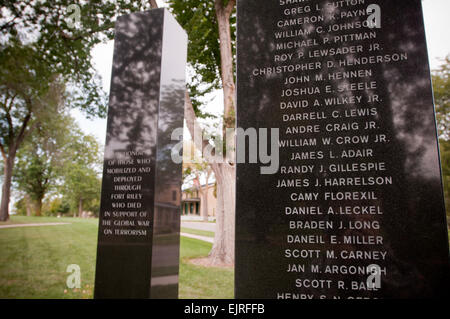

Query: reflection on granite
left=235, top=0, right=449, bottom=299
left=94, top=9, right=187, bottom=299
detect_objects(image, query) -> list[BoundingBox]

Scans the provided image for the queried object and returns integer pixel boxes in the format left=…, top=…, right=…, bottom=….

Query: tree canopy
left=432, top=56, right=450, bottom=219
left=0, top=0, right=152, bottom=220
left=167, top=0, right=237, bottom=264
left=14, top=112, right=102, bottom=217
left=167, top=0, right=236, bottom=114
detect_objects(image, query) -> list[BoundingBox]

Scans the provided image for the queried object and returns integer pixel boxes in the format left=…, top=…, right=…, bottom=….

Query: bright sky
left=75, top=0, right=450, bottom=145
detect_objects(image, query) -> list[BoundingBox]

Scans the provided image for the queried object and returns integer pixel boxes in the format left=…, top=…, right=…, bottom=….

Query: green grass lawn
left=0, top=216, right=233, bottom=299
left=180, top=227, right=215, bottom=238
left=0, top=215, right=67, bottom=225
left=179, top=237, right=233, bottom=298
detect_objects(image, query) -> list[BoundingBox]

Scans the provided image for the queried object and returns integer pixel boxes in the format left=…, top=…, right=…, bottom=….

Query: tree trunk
left=185, top=92, right=236, bottom=265
left=208, top=163, right=235, bottom=265
left=215, top=0, right=237, bottom=129
left=209, top=0, right=237, bottom=265
left=201, top=180, right=209, bottom=222
left=0, top=108, right=33, bottom=222
left=0, top=155, right=15, bottom=221
left=201, top=190, right=209, bottom=222
left=35, top=197, right=43, bottom=217
left=183, top=0, right=237, bottom=265
left=26, top=196, right=32, bottom=217
left=200, top=187, right=208, bottom=222
left=149, top=0, right=158, bottom=9
left=78, top=198, right=83, bottom=218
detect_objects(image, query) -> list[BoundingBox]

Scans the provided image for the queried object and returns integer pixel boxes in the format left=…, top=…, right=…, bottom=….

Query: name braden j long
left=276, top=176, right=392, bottom=188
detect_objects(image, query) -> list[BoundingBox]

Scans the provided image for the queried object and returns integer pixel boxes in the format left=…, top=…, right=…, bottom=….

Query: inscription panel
left=94, top=9, right=186, bottom=299
left=236, top=0, right=449, bottom=299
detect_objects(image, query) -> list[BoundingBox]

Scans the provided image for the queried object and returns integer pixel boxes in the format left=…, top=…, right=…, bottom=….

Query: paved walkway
left=0, top=222, right=70, bottom=229
left=0, top=222, right=215, bottom=244
left=180, top=232, right=214, bottom=243
left=181, top=222, right=216, bottom=232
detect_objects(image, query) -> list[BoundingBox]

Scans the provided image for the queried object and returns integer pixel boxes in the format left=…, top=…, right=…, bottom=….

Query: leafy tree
left=13, top=197, right=27, bottom=216
left=13, top=80, right=67, bottom=216
left=166, top=0, right=237, bottom=264
left=14, top=150, right=52, bottom=216
left=439, top=139, right=450, bottom=222
left=61, top=163, right=101, bottom=217
left=0, top=47, right=57, bottom=221
left=183, top=158, right=214, bottom=222
left=0, top=0, right=151, bottom=221
left=433, top=56, right=450, bottom=221
left=13, top=103, right=102, bottom=218
left=57, top=121, right=102, bottom=217
left=43, top=197, right=70, bottom=217
left=167, top=1, right=234, bottom=110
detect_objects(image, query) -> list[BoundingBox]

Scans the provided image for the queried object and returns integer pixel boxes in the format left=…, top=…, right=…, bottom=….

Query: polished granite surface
left=94, top=9, right=186, bottom=299
left=236, top=0, right=449, bottom=299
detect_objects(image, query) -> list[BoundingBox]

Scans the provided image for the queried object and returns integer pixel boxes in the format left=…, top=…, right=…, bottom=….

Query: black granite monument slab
left=236, top=0, right=449, bottom=298
left=94, top=9, right=187, bottom=299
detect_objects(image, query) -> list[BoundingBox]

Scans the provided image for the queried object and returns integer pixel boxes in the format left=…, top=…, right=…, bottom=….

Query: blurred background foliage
left=433, top=56, right=450, bottom=223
